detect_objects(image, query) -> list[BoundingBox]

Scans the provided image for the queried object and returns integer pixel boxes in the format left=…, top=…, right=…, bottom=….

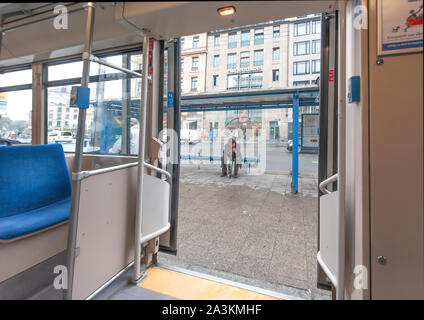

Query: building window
left=227, top=74, right=239, bottom=90
left=226, top=71, right=263, bottom=90
left=312, top=59, right=320, bottom=74
left=181, top=38, right=184, bottom=49
left=312, top=39, right=321, bottom=54
left=213, top=55, right=220, bottom=67
left=227, top=53, right=236, bottom=69
left=254, top=28, right=264, bottom=45
left=48, top=121, right=52, bottom=127
left=272, top=47, right=280, bottom=60
left=65, top=114, right=69, bottom=119
left=250, top=71, right=263, bottom=88
left=312, top=19, right=321, bottom=34
left=192, top=57, right=199, bottom=70
left=191, top=77, right=198, bottom=90
left=181, top=59, right=184, bottom=70
left=73, top=114, right=77, bottom=119
left=49, top=113, right=53, bottom=119
left=213, top=75, right=219, bottom=87
left=293, top=80, right=310, bottom=87
left=294, top=41, right=310, bottom=55
left=272, top=69, right=279, bottom=82
left=241, top=30, right=250, bottom=47
left=273, top=25, right=280, bottom=38
left=253, top=49, right=264, bottom=66
left=193, top=36, right=199, bottom=48
left=56, top=121, right=61, bottom=127
left=293, top=61, right=310, bottom=75
left=228, top=32, right=237, bottom=49
left=214, top=34, right=220, bottom=46
left=240, top=51, right=250, bottom=68
left=294, top=21, right=310, bottom=36
left=57, top=107, right=62, bottom=113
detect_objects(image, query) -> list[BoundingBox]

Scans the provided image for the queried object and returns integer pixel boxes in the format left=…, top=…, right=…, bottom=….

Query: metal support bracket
left=72, top=171, right=90, bottom=181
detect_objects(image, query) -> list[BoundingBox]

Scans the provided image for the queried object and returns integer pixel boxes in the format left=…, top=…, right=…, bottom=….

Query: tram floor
left=159, top=165, right=331, bottom=300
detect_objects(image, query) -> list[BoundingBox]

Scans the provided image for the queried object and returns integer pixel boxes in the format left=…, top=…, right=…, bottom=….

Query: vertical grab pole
left=64, top=2, right=96, bottom=300
left=292, top=92, right=299, bottom=193
left=336, top=2, right=347, bottom=301
left=133, top=34, right=150, bottom=283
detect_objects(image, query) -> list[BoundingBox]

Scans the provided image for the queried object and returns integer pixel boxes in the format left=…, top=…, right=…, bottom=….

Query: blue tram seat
left=0, top=144, right=71, bottom=241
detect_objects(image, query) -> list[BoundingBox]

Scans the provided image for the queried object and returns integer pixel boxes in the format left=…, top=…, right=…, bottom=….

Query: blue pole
left=292, top=92, right=299, bottom=193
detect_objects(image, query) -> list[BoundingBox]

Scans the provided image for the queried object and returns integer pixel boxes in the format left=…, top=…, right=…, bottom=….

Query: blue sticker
left=168, top=92, right=174, bottom=108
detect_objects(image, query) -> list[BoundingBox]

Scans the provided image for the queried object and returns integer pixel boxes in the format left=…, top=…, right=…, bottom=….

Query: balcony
left=227, top=63, right=236, bottom=69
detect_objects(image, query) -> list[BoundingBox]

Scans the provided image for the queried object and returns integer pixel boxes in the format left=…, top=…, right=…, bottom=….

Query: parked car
left=287, top=140, right=301, bottom=153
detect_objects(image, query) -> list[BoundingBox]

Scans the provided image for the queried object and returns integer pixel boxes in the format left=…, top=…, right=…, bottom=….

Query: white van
left=48, top=131, right=73, bottom=143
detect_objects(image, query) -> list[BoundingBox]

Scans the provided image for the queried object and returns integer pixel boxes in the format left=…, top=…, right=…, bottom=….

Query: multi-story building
left=180, top=33, right=208, bottom=135
left=48, top=86, right=94, bottom=133
left=181, top=14, right=321, bottom=143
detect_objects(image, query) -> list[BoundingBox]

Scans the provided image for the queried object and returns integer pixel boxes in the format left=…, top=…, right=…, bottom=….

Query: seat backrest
left=0, top=144, right=71, bottom=218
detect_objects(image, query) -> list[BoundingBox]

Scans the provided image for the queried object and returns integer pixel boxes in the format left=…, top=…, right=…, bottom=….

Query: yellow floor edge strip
left=138, top=267, right=279, bottom=300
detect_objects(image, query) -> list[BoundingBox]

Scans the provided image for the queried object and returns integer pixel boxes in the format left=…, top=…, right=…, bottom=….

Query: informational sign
left=301, top=113, right=319, bottom=149
left=0, top=92, right=7, bottom=117
left=378, top=0, right=423, bottom=56
left=168, top=92, right=174, bottom=108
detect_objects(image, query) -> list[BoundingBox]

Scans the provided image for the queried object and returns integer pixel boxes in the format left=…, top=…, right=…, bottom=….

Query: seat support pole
left=133, top=34, right=150, bottom=284
left=64, top=2, right=96, bottom=300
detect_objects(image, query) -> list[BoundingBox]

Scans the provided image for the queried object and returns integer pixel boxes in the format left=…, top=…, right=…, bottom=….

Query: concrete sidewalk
left=159, top=165, right=330, bottom=300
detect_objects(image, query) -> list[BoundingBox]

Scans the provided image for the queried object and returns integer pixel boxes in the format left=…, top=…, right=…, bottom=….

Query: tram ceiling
left=118, top=1, right=339, bottom=40
left=0, top=1, right=339, bottom=67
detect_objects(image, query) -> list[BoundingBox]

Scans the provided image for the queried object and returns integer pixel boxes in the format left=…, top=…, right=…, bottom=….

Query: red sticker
left=329, top=70, right=335, bottom=82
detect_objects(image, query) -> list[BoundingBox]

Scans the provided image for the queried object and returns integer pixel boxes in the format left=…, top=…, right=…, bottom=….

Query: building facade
left=180, top=14, right=321, bottom=143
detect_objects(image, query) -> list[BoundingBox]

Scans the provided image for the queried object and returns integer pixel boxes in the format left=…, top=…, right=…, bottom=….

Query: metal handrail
left=86, top=54, right=142, bottom=78
left=319, top=173, right=338, bottom=194
left=71, top=161, right=171, bottom=182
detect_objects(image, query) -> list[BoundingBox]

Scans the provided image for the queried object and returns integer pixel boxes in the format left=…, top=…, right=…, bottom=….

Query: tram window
left=46, top=51, right=144, bottom=155
left=0, top=89, right=32, bottom=144
left=48, top=55, right=128, bottom=82
left=0, top=69, right=32, bottom=87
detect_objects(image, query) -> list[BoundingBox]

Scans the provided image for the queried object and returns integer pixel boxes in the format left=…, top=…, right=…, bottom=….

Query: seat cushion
left=0, top=197, right=70, bottom=241
left=0, top=144, right=71, bottom=218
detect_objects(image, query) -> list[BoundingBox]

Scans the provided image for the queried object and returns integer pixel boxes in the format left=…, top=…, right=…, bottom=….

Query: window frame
left=272, top=47, right=280, bottom=61
left=254, top=28, right=264, bottom=45
left=293, top=60, right=310, bottom=75
left=294, top=41, right=310, bottom=56
left=273, top=25, right=280, bottom=38
left=241, top=30, right=250, bottom=47
left=272, top=69, right=280, bottom=82
left=213, top=55, right=220, bottom=68
left=228, top=32, right=237, bottom=49
left=193, top=36, right=200, bottom=48
left=253, top=49, right=264, bottom=66
left=227, top=53, right=237, bottom=69
left=312, top=59, right=321, bottom=74
left=294, top=21, right=310, bottom=36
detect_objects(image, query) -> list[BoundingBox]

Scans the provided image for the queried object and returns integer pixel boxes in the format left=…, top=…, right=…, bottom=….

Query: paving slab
left=167, top=165, right=330, bottom=299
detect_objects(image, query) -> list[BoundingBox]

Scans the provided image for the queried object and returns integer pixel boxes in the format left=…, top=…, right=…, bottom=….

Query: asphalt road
left=181, top=141, right=318, bottom=174
left=59, top=140, right=319, bottom=174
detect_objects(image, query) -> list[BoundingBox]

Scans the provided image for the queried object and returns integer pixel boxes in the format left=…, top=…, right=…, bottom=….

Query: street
left=181, top=141, right=319, bottom=175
